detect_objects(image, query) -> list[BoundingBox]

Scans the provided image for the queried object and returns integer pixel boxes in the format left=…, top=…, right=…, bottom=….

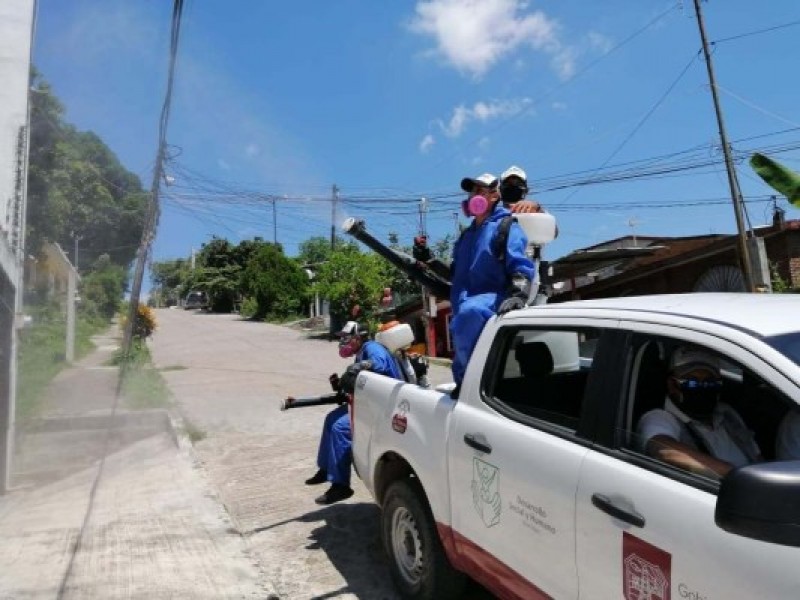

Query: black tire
left=381, top=478, right=467, bottom=600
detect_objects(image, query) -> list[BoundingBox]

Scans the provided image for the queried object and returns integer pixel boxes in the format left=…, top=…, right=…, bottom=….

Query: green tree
left=79, top=254, right=127, bottom=320
left=312, top=247, right=387, bottom=324
left=240, top=244, right=309, bottom=319
left=26, top=71, right=148, bottom=270
left=150, top=258, right=190, bottom=306
left=297, top=235, right=356, bottom=266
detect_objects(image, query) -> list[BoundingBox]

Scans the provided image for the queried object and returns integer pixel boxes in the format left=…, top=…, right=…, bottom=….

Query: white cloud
left=245, top=143, right=260, bottom=158
left=217, top=158, right=231, bottom=171
left=588, top=31, right=614, bottom=54
left=409, top=0, right=570, bottom=79
left=551, top=101, right=567, bottom=111
left=419, top=134, right=436, bottom=153
left=551, top=47, right=577, bottom=80
left=437, top=98, right=532, bottom=137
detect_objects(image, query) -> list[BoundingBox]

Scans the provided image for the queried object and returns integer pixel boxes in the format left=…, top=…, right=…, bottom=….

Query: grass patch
left=118, top=340, right=173, bottom=410
left=182, top=418, right=207, bottom=443
left=16, top=308, right=107, bottom=421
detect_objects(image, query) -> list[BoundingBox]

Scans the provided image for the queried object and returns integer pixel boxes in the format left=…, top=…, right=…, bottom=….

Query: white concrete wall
left=0, top=0, right=35, bottom=494
left=0, top=0, right=35, bottom=280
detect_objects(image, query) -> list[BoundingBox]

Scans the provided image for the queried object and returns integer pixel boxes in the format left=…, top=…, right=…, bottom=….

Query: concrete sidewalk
left=0, top=329, right=271, bottom=599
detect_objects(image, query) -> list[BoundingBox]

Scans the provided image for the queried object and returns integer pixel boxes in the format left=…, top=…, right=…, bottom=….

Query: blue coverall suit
left=450, top=205, right=534, bottom=386
left=317, top=340, right=403, bottom=486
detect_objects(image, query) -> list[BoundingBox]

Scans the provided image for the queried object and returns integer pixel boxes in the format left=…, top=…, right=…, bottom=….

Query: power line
left=407, top=2, right=682, bottom=183
left=711, top=18, right=800, bottom=45
left=554, top=50, right=700, bottom=206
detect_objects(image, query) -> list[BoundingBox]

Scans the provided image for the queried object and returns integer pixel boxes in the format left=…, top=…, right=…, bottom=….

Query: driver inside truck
left=636, top=345, right=762, bottom=479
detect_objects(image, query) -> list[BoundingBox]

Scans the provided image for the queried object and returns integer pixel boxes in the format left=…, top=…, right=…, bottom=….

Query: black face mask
left=677, top=388, right=719, bottom=420
left=500, top=184, right=527, bottom=204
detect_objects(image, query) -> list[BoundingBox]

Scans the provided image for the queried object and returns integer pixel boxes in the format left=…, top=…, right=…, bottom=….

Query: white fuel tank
left=515, top=212, right=557, bottom=246
left=376, top=322, right=415, bottom=352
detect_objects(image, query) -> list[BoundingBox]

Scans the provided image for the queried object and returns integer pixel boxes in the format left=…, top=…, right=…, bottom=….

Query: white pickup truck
left=352, top=293, right=800, bottom=600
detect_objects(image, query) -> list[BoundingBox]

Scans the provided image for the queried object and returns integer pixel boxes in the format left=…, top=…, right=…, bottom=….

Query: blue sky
left=32, top=0, right=800, bottom=270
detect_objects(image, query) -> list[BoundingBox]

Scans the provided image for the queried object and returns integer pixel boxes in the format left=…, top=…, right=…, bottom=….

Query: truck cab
left=352, top=293, right=800, bottom=600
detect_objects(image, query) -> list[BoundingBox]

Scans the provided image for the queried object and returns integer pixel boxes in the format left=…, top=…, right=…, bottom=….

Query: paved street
left=149, top=308, right=457, bottom=599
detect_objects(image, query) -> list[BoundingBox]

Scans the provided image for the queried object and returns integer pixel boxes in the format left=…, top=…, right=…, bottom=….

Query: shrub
left=120, top=303, right=157, bottom=339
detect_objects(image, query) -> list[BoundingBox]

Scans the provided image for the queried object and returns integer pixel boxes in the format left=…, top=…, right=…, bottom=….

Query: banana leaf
left=750, top=152, right=800, bottom=207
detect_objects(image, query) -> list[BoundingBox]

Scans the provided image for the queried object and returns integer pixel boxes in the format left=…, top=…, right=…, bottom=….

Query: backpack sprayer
left=280, top=321, right=425, bottom=412
left=513, top=212, right=558, bottom=306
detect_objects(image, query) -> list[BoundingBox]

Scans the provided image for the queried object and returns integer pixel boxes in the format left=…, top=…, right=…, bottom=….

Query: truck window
left=487, top=327, right=603, bottom=431
left=622, top=335, right=794, bottom=482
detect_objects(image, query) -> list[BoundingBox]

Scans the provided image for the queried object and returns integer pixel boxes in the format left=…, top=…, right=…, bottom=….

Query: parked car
left=352, top=293, right=800, bottom=600
left=183, top=290, right=207, bottom=310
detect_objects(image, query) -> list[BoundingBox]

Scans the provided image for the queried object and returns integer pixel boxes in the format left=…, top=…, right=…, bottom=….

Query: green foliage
left=239, top=296, right=259, bottom=319
left=26, top=71, right=147, bottom=270
left=297, top=235, right=356, bottom=265
left=240, top=243, right=309, bottom=319
left=79, top=254, right=127, bottom=320
left=190, top=236, right=249, bottom=311
left=770, top=262, right=799, bottom=293
left=16, top=307, right=106, bottom=421
left=150, top=258, right=190, bottom=306
left=312, top=246, right=387, bottom=322
left=120, top=303, right=157, bottom=339
left=118, top=339, right=172, bottom=410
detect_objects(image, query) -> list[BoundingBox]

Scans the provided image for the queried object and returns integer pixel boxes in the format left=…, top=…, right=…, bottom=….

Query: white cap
left=501, top=165, right=527, bottom=183
left=460, top=173, right=498, bottom=192
left=670, top=346, right=720, bottom=377
left=339, top=321, right=363, bottom=336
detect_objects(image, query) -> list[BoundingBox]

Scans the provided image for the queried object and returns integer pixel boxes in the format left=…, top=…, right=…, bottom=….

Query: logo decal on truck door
left=471, top=458, right=501, bottom=528
left=391, top=400, right=410, bottom=434
left=623, top=532, right=671, bottom=600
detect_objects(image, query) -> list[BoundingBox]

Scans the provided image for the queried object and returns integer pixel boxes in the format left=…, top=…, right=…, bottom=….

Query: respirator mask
left=500, top=182, right=528, bottom=204
left=338, top=337, right=359, bottom=358
left=674, top=377, right=722, bottom=420
left=461, top=194, right=489, bottom=217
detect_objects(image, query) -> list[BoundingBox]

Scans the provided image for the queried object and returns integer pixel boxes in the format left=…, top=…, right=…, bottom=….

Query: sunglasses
left=675, top=377, right=723, bottom=391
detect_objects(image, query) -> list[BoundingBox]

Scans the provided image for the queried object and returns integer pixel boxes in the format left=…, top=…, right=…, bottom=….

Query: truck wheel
left=382, top=479, right=466, bottom=600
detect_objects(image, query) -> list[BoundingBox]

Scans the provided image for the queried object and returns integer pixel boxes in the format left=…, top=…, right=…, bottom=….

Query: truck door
left=446, top=324, right=609, bottom=599
left=575, top=331, right=800, bottom=599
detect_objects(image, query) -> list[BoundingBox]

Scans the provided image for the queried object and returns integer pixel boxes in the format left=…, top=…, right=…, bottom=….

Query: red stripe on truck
left=436, top=523, right=551, bottom=600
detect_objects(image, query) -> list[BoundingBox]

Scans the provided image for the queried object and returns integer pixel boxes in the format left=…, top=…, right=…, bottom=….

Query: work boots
left=305, top=469, right=327, bottom=485
left=314, top=483, right=354, bottom=505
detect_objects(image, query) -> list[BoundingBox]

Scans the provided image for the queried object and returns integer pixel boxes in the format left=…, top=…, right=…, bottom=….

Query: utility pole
left=271, top=196, right=277, bottom=244
left=331, top=184, right=339, bottom=250
left=692, top=0, right=755, bottom=292
left=72, top=232, right=82, bottom=273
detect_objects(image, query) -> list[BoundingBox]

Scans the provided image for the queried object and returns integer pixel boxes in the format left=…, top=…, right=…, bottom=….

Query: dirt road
left=149, top=309, right=460, bottom=599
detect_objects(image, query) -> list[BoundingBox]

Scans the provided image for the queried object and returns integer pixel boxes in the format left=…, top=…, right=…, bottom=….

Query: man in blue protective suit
left=305, top=321, right=403, bottom=504
left=449, top=172, right=536, bottom=398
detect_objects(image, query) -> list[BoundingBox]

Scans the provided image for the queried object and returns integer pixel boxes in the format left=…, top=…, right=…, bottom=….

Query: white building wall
left=0, top=0, right=35, bottom=279
left=0, top=0, right=36, bottom=494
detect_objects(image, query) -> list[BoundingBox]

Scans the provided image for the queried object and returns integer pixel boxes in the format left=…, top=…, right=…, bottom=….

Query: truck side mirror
left=715, top=460, right=800, bottom=547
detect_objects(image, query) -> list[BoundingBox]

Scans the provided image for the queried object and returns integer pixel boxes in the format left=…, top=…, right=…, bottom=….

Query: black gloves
left=412, top=235, right=433, bottom=262
left=329, top=373, right=341, bottom=392
left=409, top=355, right=428, bottom=379
left=339, top=360, right=373, bottom=394
left=497, top=273, right=530, bottom=315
